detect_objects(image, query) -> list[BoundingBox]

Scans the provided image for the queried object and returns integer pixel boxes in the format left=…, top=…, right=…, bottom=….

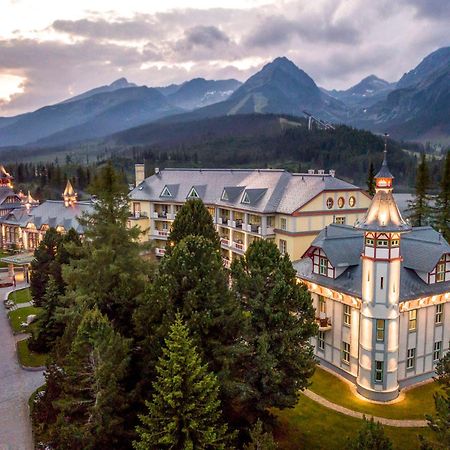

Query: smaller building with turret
left=295, top=148, right=450, bottom=401
left=0, top=179, right=93, bottom=250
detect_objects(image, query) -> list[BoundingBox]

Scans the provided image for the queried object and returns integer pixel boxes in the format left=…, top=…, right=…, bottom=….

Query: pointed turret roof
left=356, top=139, right=411, bottom=233
left=63, top=179, right=76, bottom=197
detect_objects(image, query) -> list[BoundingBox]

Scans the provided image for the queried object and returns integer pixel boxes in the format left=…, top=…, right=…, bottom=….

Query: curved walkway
left=304, top=389, right=428, bottom=428
left=0, top=282, right=44, bottom=450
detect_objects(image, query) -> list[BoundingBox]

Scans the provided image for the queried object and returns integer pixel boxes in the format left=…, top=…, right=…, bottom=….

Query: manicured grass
left=8, top=287, right=32, bottom=304
left=0, top=250, right=10, bottom=268
left=17, top=339, right=47, bottom=367
left=308, top=366, right=439, bottom=420
left=274, top=394, right=436, bottom=450
left=8, top=306, right=42, bottom=333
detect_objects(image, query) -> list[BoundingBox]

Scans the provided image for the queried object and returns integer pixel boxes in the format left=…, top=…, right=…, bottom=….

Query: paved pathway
left=0, top=283, right=44, bottom=450
left=304, top=389, right=428, bottom=428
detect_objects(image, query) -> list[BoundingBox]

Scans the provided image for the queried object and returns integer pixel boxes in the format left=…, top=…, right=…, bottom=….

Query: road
left=0, top=284, right=44, bottom=450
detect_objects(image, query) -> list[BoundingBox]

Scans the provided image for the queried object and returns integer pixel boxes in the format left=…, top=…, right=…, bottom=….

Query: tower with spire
left=355, top=134, right=411, bottom=400
left=63, top=180, right=77, bottom=207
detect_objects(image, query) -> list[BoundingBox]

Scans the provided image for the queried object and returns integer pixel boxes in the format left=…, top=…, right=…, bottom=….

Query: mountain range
left=0, top=46, right=448, bottom=148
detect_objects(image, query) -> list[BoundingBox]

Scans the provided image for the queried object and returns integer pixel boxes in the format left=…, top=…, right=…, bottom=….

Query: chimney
left=135, top=164, right=145, bottom=187
left=318, top=169, right=325, bottom=175
left=155, top=167, right=160, bottom=175
left=329, top=169, right=336, bottom=177
left=307, top=169, right=315, bottom=174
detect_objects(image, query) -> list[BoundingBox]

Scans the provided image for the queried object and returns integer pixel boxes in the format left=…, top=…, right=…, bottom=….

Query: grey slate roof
left=130, top=168, right=362, bottom=214
left=0, top=187, right=21, bottom=209
left=294, top=224, right=450, bottom=302
left=1, top=200, right=94, bottom=233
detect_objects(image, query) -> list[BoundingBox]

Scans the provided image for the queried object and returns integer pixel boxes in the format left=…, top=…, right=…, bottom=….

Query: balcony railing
left=232, top=241, right=245, bottom=252
left=154, top=229, right=169, bottom=237
left=130, top=211, right=148, bottom=219
left=316, top=317, right=332, bottom=331
left=152, top=211, right=169, bottom=219
left=220, top=237, right=230, bottom=247
left=222, top=258, right=231, bottom=269
left=155, top=247, right=166, bottom=257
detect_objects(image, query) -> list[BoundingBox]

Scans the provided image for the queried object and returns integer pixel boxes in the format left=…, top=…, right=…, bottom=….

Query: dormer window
left=241, top=192, right=250, bottom=204
left=365, top=238, right=374, bottom=247
left=436, top=256, right=446, bottom=282
left=160, top=186, right=172, bottom=197
left=377, top=239, right=388, bottom=247
left=187, top=187, right=199, bottom=199
left=221, top=189, right=229, bottom=201
left=319, top=257, right=328, bottom=275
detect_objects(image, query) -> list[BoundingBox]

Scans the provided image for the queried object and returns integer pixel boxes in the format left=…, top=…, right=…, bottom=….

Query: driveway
left=0, top=283, right=44, bottom=450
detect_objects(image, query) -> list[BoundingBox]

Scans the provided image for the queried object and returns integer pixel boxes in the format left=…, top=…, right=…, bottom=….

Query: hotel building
left=129, top=165, right=371, bottom=263
left=295, top=150, right=450, bottom=401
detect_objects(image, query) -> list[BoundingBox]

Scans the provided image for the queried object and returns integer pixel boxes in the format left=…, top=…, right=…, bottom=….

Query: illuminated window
left=318, top=295, right=326, bottom=314
left=374, top=360, right=384, bottom=383
left=436, top=304, right=443, bottom=324
left=407, top=348, right=415, bottom=370
left=343, top=305, right=351, bottom=326
left=342, top=342, right=350, bottom=364
left=433, top=341, right=442, bottom=361
left=335, top=216, right=346, bottom=224
left=338, top=197, right=345, bottom=208
left=408, top=310, right=417, bottom=332
left=279, top=239, right=287, bottom=255
left=436, top=256, right=446, bottom=282
left=319, top=257, right=328, bottom=275
left=318, top=331, right=325, bottom=351
left=376, top=319, right=385, bottom=342
left=326, top=197, right=334, bottom=209
left=349, top=196, right=356, bottom=207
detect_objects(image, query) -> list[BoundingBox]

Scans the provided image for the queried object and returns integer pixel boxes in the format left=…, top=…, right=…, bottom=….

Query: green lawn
left=274, top=394, right=436, bottom=450
left=308, top=366, right=439, bottom=420
left=8, top=287, right=32, bottom=304
left=17, top=339, right=47, bottom=367
left=8, top=306, right=42, bottom=333
left=0, top=250, right=10, bottom=268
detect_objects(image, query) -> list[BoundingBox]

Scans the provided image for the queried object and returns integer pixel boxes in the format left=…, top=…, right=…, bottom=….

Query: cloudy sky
left=0, top=0, right=448, bottom=116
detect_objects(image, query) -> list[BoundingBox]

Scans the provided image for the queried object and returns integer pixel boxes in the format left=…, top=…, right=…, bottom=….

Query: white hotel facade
left=295, top=150, right=450, bottom=401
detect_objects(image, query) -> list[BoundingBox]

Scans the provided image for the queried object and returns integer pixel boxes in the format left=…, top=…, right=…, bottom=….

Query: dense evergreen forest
left=2, top=115, right=446, bottom=194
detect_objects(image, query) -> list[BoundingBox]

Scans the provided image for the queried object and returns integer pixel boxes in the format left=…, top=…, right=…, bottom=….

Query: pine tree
left=30, top=228, right=62, bottom=306
left=435, top=151, right=450, bottom=241
left=49, top=308, right=132, bottom=450
left=408, top=153, right=431, bottom=226
left=168, top=198, right=220, bottom=250
left=63, top=163, right=150, bottom=336
left=133, top=315, right=232, bottom=450
left=348, top=417, right=393, bottom=450
left=29, top=276, right=65, bottom=353
left=244, top=420, right=278, bottom=450
left=231, top=240, right=317, bottom=420
left=134, top=235, right=245, bottom=409
left=367, top=161, right=376, bottom=197
left=420, top=351, right=450, bottom=449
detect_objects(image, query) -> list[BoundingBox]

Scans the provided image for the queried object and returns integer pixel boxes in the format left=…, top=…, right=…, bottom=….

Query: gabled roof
left=241, top=188, right=267, bottom=205
left=295, top=224, right=450, bottom=302
left=160, top=184, right=179, bottom=198
left=187, top=185, right=206, bottom=199
left=129, top=168, right=363, bottom=214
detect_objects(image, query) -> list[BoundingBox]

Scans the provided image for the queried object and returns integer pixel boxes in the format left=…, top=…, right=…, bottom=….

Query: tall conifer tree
left=231, top=240, right=317, bottom=420
left=367, top=161, right=376, bottom=197
left=408, top=153, right=431, bottom=226
left=348, top=417, right=393, bottom=450
left=134, top=315, right=232, bottom=450
left=167, top=198, right=220, bottom=250
left=435, top=151, right=450, bottom=241
left=63, top=163, right=150, bottom=336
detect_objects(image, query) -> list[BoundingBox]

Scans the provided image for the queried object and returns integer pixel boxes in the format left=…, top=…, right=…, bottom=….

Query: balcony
left=220, top=237, right=230, bottom=247
left=129, top=211, right=148, bottom=219
left=153, top=229, right=169, bottom=238
left=155, top=247, right=166, bottom=257
left=218, top=217, right=229, bottom=225
left=152, top=211, right=168, bottom=219
left=232, top=241, right=245, bottom=252
left=316, top=317, right=332, bottom=331
left=222, top=258, right=231, bottom=269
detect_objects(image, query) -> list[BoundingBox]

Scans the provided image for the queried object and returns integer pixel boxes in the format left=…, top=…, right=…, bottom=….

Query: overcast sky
left=0, top=0, right=448, bottom=116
